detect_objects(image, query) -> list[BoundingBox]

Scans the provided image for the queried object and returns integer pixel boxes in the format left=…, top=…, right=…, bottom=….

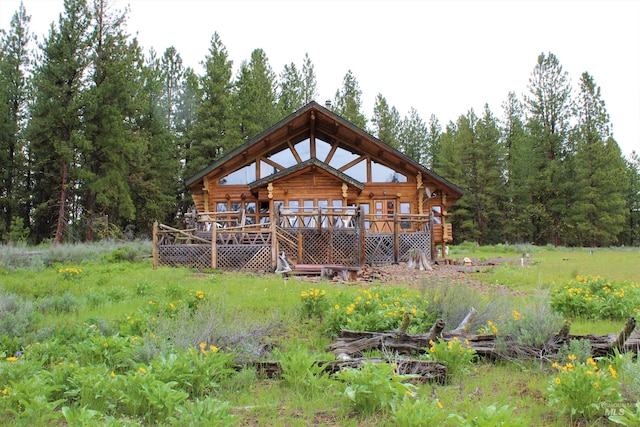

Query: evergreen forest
left=1, top=0, right=639, bottom=247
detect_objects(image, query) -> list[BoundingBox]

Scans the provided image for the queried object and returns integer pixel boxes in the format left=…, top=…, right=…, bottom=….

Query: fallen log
left=328, top=319, right=446, bottom=358
left=247, top=358, right=449, bottom=384
left=327, top=316, right=639, bottom=361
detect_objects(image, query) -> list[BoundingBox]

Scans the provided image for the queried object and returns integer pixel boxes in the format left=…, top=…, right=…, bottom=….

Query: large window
left=219, top=163, right=256, bottom=185
left=329, top=146, right=360, bottom=169
left=371, top=161, right=406, bottom=183
left=342, top=159, right=367, bottom=182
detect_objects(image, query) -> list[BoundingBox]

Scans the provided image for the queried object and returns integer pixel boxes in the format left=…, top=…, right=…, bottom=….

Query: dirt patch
left=350, top=257, right=530, bottom=296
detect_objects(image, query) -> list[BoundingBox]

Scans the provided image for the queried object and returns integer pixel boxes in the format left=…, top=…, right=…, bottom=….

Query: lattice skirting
left=158, top=243, right=271, bottom=271
left=276, top=227, right=360, bottom=266
left=365, top=234, right=394, bottom=265
left=364, top=232, right=432, bottom=265
left=399, top=232, right=432, bottom=262
left=217, top=245, right=271, bottom=271
left=158, top=244, right=211, bottom=270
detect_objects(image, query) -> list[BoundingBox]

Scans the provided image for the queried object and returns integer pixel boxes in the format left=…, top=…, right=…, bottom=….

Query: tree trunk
left=53, top=161, right=69, bottom=246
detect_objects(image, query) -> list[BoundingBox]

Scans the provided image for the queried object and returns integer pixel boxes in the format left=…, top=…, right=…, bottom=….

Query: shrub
left=0, top=292, right=36, bottom=338
left=298, top=287, right=329, bottom=319
left=551, top=275, right=640, bottom=320
left=546, top=354, right=622, bottom=420
left=37, top=292, right=80, bottom=315
left=494, top=293, right=565, bottom=358
left=324, top=287, right=436, bottom=336
left=168, top=398, right=238, bottom=426
left=334, top=361, right=417, bottom=415
left=422, top=336, right=476, bottom=378
left=391, top=396, right=448, bottom=426
left=454, top=403, right=527, bottom=426
left=272, top=345, right=334, bottom=397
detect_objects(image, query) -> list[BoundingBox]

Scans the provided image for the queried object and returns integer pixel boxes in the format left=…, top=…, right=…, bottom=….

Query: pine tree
left=623, top=152, right=640, bottom=245
left=472, top=104, right=506, bottom=244
left=435, top=118, right=474, bottom=243
left=185, top=32, right=233, bottom=176
left=436, top=107, right=505, bottom=245
left=398, top=107, right=427, bottom=163
left=160, top=46, right=184, bottom=134
left=502, top=91, right=533, bottom=243
left=127, top=48, right=181, bottom=235
left=333, top=70, right=366, bottom=128
left=424, top=114, right=442, bottom=169
left=525, top=52, right=573, bottom=245
left=300, top=53, right=318, bottom=104
left=82, top=0, right=139, bottom=241
left=27, top=0, right=91, bottom=243
left=569, top=72, right=626, bottom=246
left=0, top=3, right=32, bottom=239
left=232, top=48, right=278, bottom=141
left=277, top=62, right=303, bottom=116
left=371, top=94, right=400, bottom=148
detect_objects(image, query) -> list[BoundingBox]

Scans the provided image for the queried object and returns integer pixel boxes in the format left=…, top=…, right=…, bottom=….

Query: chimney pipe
left=325, top=99, right=332, bottom=109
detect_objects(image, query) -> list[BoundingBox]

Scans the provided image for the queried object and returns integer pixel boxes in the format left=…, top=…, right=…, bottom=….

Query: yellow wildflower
left=608, top=365, right=617, bottom=379
left=110, top=371, right=116, bottom=378
left=103, top=342, right=109, bottom=348
left=437, top=400, right=443, bottom=409
left=139, top=367, right=147, bottom=374
left=5, top=357, right=17, bottom=362
left=210, top=345, right=218, bottom=352
left=555, top=377, right=561, bottom=384
left=593, top=382, right=599, bottom=388
left=568, top=354, right=577, bottom=361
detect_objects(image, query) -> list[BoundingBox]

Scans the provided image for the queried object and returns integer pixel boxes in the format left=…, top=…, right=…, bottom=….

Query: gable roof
left=184, top=101, right=464, bottom=197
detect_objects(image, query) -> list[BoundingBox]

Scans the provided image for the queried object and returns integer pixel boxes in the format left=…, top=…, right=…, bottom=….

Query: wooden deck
left=288, top=264, right=362, bottom=281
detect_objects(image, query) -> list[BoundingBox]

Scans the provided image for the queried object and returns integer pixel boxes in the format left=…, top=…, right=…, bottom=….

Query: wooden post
left=152, top=221, right=158, bottom=269
left=360, top=207, right=366, bottom=266
left=270, top=218, right=277, bottom=270
left=393, top=212, right=399, bottom=263
left=211, top=221, right=217, bottom=269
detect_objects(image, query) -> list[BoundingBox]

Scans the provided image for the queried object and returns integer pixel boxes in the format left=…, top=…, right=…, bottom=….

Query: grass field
left=0, top=242, right=638, bottom=426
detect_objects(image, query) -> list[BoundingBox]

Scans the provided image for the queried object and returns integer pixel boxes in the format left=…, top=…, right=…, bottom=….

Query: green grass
left=454, top=247, right=640, bottom=292
left=0, top=244, right=638, bottom=426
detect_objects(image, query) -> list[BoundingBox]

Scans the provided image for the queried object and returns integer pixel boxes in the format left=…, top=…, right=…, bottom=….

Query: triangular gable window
left=329, top=146, right=360, bottom=169
left=219, top=162, right=256, bottom=185
left=342, top=159, right=367, bottom=182
left=371, top=160, right=407, bottom=182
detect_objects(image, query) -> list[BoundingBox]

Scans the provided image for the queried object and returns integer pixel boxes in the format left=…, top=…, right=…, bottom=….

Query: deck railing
left=153, top=207, right=435, bottom=270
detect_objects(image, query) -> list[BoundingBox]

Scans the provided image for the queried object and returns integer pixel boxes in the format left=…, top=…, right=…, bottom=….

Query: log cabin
left=177, top=101, right=463, bottom=271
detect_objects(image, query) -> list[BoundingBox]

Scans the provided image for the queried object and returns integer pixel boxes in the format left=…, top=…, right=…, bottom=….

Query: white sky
left=2, top=0, right=639, bottom=157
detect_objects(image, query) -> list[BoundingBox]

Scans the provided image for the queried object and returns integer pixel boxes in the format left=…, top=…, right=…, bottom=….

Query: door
left=373, top=199, right=396, bottom=232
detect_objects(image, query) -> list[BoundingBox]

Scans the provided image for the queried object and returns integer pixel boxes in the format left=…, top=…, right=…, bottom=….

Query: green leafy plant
left=272, top=345, right=334, bottom=397
left=452, top=403, right=527, bottom=426
left=334, top=361, right=417, bottom=415
left=324, top=287, right=435, bottom=336
left=422, top=337, right=476, bottom=378
left=546, top=354, right=622, bottom=420
left=298, top=287, right=329, bottom=319
left=391, top=396, right=449, bottom=426
left=551, top=275, right=640, bottom=320
left=168, top=398, right=238, bottom=426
